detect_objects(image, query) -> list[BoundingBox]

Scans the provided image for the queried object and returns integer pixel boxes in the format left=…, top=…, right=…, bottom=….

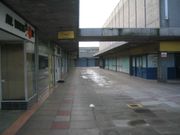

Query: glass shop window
left=39, top=55, right=48, bottom=69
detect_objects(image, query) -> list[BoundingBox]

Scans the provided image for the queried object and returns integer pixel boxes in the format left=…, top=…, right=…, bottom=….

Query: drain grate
left=128, top=119, right=148, bottom=126
left=127, top=103, right=143, bottom=109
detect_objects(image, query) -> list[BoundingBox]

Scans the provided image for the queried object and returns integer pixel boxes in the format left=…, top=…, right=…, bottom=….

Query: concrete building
left=0, top=0, right=180, bottom=111
left=0, top=1, right=78, bottom=110
left=76, top=47, right=99, bottom=67
left=97, top=0, right=180, bottom=82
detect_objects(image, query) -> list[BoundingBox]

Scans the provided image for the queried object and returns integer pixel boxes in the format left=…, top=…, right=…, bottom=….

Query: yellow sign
left=58, top=31, right=75, bottom=39
left=160, top=41, right=180, bottom=52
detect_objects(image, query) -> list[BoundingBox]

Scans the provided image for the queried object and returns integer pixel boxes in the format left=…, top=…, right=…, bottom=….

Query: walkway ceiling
left=2, top=0, right=79, bottom=52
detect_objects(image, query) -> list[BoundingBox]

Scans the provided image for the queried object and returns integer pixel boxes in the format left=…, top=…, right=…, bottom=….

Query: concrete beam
left=78, top=28, right=180, bottom=42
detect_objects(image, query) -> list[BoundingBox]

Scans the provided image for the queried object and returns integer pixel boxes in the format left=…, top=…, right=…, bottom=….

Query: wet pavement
left=13, top=67, right=180, bottom=135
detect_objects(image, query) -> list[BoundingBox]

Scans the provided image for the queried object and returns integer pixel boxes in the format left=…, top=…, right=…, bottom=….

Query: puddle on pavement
left=81, top=69, right=113, bottom=87
left=134, top=108, right=157, bottom=117
left=134, top=108, right=152, bottom=113
left=128, top=119, right=149, bottom=126
left=81, top=75, right=88, bottom=79
left=113, top=119, right=149, bottom=128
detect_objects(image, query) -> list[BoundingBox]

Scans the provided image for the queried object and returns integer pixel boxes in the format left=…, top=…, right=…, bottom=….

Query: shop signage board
left=161, top=52, right=167, bottom=58
left=58, top=31, right=75, bottom=39
left=0, top=2, right=35, bottom=42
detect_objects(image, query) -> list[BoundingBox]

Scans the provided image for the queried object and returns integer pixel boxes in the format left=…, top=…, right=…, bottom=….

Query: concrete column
left=34, top=34, right=39, bottom=100
left=24, top=42, right=28, bottom=101
left=158, top=53, right=168, bottom=82
left=129, top=56, right=133, bottom=76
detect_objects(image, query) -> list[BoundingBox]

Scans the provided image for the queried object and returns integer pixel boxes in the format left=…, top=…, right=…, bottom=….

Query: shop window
left=14, top=19, right=25, bottom=32
left=39, top=55, right=48, bottom=69
left=38, top=55, right=49, bottom=92
left=5, top=14, right=13, bottom=26
left=57, top=48, right=61, bottom=54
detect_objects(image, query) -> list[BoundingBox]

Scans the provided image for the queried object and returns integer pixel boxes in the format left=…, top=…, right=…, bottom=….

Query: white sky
left=79, top=0, right=119, bottom=47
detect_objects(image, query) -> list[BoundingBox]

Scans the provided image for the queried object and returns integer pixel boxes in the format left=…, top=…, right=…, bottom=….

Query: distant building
left=76, top=47, right=99, bottom=67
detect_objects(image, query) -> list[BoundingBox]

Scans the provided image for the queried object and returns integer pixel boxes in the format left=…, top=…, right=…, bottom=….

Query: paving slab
left=51, top=121, right=70, bottom=129
left=54, top=116, right=70, bottom=122
left=69, top=129, right=100, bottom=135
left=70, top=120, right=97, bottom=129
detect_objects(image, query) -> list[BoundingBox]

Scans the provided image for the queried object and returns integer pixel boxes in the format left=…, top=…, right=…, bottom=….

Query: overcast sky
left=79, top=0, right=119, bottom=47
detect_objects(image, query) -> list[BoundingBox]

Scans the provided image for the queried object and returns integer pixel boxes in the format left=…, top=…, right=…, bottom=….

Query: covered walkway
left=3, top=67, right=180, bottom=135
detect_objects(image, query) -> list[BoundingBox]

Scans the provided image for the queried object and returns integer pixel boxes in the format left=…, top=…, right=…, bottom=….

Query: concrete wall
left=136, top=0, right=146, bottom=28
left=146, top=0, right=160, bottom=28
left=168, top=0, right=180, bottom=27
left=25, top=42, right=35, bottom=99
left=123, top=0, right=129, bottom=28
left=103, top=0, right=160, bottom=29
left=104, top=0, right=180, bottom=29
left=100, top=0, right=160, bottom=51
left=119, top=1, right=124, bottom=27
left=160, top=0, right=180, bottom=27
left=129, top=0, right=136, bottom=28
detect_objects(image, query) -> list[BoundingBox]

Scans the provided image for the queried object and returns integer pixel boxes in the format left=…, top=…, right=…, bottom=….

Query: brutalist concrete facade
left=99, top=0, right=180, bottom=82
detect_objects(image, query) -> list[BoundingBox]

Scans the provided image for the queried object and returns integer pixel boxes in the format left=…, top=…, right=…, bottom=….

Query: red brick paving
left=51, top=122, right=70, bottom=129
left=57, top=111, right=71, bottom=116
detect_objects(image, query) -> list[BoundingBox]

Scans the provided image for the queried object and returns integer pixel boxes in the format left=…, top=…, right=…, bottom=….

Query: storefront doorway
left=0, top=28, right=24, bottom=109
left=1, top=44, right=25, bottom=102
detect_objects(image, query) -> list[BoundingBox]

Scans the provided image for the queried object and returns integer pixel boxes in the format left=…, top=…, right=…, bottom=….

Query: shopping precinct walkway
left=9, top=68, right=180, bottom=135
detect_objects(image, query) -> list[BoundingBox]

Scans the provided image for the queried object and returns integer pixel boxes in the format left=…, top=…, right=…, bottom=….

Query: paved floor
left=0, top=110, right=24, bottom=134
left=16, top=67, right=180, bottom=135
